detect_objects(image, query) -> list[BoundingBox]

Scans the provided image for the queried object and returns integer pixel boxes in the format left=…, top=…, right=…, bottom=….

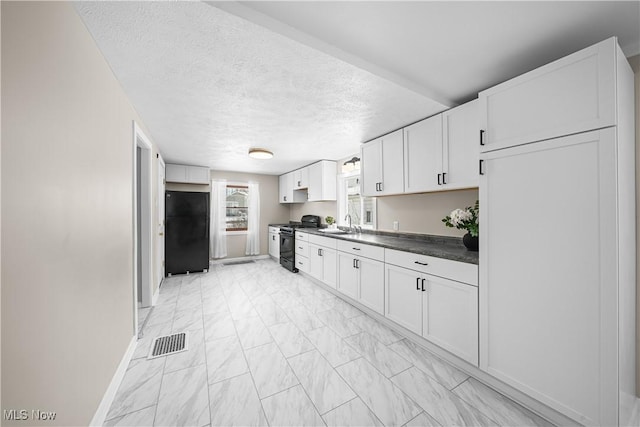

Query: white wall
left=2, top=3, right=159, bottom=425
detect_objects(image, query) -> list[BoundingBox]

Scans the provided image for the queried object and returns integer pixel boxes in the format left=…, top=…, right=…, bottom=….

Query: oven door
left=279, top=232, right=297, bottom=272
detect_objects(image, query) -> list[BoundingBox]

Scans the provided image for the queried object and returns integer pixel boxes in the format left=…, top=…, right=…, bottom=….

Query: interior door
left=157, top=156, right=165, bottom=282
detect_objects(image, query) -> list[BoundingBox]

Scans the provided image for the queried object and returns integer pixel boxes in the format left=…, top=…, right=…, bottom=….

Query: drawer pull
left=299, top=246, right=303, bottom=249
left=352, top=247, right=361, bottom=251
left=414, top=261, right=428, bottom=266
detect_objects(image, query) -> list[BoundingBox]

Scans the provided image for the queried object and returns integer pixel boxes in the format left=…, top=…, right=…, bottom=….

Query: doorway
left=133, top=122, right=153, bottom=338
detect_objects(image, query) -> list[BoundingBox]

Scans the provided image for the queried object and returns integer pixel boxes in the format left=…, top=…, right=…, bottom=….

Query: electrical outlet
left=393, top=221, right=399, bottom=231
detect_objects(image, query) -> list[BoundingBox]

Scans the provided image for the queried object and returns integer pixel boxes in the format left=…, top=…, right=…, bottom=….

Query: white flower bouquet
left=442, top=200, right=479, bottom=237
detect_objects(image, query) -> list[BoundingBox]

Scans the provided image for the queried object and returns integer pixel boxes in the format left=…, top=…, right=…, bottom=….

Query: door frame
left=132, top=121, right=153, bottom=337
left=157, top=154, right=165, bottom=291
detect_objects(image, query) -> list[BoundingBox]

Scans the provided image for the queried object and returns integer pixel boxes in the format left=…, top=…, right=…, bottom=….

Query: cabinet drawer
left=308, top=234, right=338, bottom=249
left=385, top=248, right=477, bottom=286
left=295, top=256, right=309, bottom=273
left=337, top=240, right=384, bottom=261
left=295, top=231, right=309, bottom=242
left=295, top=240, right=309, bottom=258
left=269, top=226, right=281, bottom=234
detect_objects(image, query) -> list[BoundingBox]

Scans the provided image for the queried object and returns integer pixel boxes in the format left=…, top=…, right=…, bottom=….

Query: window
left=226, top=185, right=249, bottom=231
left=338, top=173, right=376, bottom=228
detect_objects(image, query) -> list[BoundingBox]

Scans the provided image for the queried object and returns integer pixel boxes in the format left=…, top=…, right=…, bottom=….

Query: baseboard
left=209, top=254, right=269, bottom=265
left=90, top=335, right=137, bottom=426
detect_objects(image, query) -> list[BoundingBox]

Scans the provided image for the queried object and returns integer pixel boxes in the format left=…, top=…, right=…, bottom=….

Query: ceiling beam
left=206, top=1, right=454, bottom=108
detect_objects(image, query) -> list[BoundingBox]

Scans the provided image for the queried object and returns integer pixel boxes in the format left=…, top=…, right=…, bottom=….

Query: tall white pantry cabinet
left=478, top=37, right=635, bottom=426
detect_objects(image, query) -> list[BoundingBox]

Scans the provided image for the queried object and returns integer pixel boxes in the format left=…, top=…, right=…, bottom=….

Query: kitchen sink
left=318, top=229, right=350, bottom=235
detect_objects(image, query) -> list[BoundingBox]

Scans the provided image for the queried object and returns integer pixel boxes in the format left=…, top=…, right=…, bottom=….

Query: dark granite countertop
left=302, top=228, right=479, bottom=265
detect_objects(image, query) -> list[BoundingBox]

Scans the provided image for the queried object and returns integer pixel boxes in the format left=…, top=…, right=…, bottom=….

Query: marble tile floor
left=105, top=259, right=554, bottom=427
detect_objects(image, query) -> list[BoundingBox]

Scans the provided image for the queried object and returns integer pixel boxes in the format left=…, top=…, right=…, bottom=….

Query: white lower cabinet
left=337, top=252, right=359, bottom=300
left=337, top=251, right=384, bottom=315
left=268, top=227, right=279, bottom=259
left=309, top=243, right=337, bottom=289
left=357, top=257, right=384, bottom=315
left=423, top=275, right=478, bottom=366
left=385, top=264, right=423, bottom=335
left=385, top=260, right=479, bottom=365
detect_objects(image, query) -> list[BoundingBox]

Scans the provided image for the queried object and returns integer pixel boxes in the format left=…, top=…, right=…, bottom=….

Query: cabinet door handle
left=416, top=277, right=420, bottom=290
left=355, top=259, right=359, bottom=269
left=437, top=173, right=442, bottom=185
left=284, top=196, right=287, bottom=201
left=479, top=159, right=485, bottom=175
left=442, top=172, right=447, bottom=184
left=379, top=182, right=383, bottom=192
left=480, top=129, right=485, bottom=146
left=421, top=278, right=426, bottom=292
left=414, top=261, right=428, bottom=266
left=353, top=259, right=356, bottom=268
left=272, top=235, right=275, bottom=240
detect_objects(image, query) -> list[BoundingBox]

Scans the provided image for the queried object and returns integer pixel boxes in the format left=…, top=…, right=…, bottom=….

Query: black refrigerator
left=165, top=191, right=210, bottom=276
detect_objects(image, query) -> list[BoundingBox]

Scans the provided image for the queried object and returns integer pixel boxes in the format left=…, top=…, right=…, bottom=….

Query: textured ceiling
left=237, top=1, right=640, bottom=105
left=75, top=1, right=639, bottom=175
left=74, top=1, right=447, bottom=175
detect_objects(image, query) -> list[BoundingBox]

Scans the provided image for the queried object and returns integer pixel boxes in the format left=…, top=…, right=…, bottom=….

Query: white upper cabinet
left=442, top=99, right=480, bottom=190
left=279, top=172, right=305, bottom=204
left=280, top=160, right=337, bottom=203
left=307, top=160, right=337, bottom=201
left=361, top=137, right=382, bottom=196
left=165, top=164, right=210, bottom=184
left=362, top=100, right=479, bottom=197
left=361, top=129, right=404, bottom=196
left=479, top=38, right=616, bottom=152
left=403, top=115, right=442, bottom=193
left=293, top=167, right=309, bottom=190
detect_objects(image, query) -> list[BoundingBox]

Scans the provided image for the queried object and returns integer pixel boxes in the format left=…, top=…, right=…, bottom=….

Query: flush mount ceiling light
left=248, top=148, right=273, bottom=160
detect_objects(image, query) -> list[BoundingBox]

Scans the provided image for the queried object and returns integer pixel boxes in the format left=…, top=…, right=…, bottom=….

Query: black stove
left=280, top=215, right=321, bottom=272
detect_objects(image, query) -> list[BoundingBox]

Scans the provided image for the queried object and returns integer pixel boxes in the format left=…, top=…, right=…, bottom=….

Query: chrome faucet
left=345, top=214, right=352, bottom=232
left=354, top=225, right=362, bottom=234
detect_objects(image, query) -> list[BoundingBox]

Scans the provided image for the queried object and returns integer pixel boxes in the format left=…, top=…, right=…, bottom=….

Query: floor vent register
left=148, top=332, right=189, bottom=359
left=222, top=260, right=255, bottom=266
